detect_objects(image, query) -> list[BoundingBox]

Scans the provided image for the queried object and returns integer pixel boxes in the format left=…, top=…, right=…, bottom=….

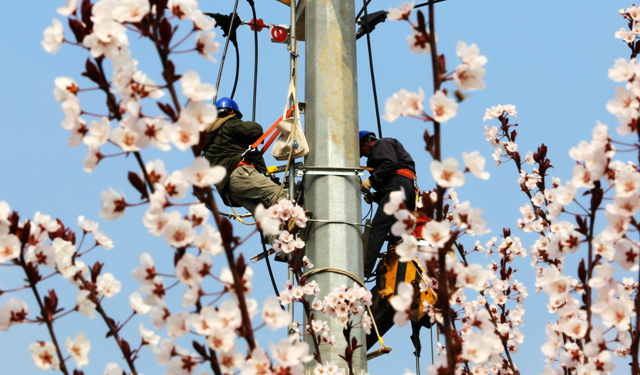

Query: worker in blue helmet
left=203, top=97, right=285, bottom=215
left=359, top=130, right=417, bottom=279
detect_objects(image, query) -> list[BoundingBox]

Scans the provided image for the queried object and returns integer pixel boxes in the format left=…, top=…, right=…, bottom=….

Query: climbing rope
left=302, top=267, right=391, bottom=355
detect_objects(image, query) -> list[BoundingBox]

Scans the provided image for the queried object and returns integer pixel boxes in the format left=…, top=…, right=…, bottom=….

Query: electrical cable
left=246, top=0, right=259, bottom=122
left=246, top=0, right=283, bottom=306
left=362, top=200, right=373, bottom=221
left=354, top=0, right=373, bottom=22
left=355, top=0, right=448, bottom=23
left=362, top=0, right=382, bottom=139
left=230, top=42, right=240, bottom=99
left=212, top=0, right=240, bottom=103
left=415, top=0, right=448, bottom=10
left=259, top=232, right=284, bottom=309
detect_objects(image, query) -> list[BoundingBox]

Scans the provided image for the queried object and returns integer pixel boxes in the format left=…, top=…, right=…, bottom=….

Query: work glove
left=361, top=178, right=372, bottom=193
left=364, top=193, right=374, bottom=204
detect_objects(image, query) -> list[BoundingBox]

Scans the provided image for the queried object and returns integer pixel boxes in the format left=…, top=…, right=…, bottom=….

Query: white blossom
left=66, top=332, right=90, bottom=368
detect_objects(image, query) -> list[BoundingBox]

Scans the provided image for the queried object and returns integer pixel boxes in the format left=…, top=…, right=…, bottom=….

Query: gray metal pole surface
left=303, top=0, right=365, bottom=373
left=287, top=0, right=298, bottom=337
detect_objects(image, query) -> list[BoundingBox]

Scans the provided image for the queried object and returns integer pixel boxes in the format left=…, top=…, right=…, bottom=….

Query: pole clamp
left=296, top=166, right=365, bottom=177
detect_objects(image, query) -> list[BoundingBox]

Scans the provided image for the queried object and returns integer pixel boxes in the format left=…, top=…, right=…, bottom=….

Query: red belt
left=395, top=168, right=416, bottom=180
left=237, top=160, right=254, bottom=168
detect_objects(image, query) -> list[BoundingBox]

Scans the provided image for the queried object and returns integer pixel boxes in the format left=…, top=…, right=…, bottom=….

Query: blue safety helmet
left=359, top=130, right=376, bottom=142
left=215, top=97, right=243, bottom=119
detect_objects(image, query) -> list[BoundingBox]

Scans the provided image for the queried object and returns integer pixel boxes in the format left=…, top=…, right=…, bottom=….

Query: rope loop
left=301, top=267, right=389, bottom=350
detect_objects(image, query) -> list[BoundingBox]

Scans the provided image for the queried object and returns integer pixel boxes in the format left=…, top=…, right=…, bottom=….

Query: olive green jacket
left=203, top=115, right=268, bottom=194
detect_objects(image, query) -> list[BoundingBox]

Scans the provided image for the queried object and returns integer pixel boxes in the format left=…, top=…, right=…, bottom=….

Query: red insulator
left=249, top=18, right=265, bottom=32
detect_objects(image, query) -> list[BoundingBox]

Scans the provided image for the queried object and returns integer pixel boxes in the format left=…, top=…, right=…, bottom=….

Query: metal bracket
left=250, top=248, right=275, bottom=263
left=296, top=166, right=364, bottom=178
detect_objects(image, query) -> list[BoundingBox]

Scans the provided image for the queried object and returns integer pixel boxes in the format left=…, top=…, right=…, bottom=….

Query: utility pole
left=302, top=0, right=366, bottom=373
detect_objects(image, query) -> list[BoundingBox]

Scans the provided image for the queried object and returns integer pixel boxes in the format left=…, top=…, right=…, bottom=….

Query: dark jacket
left=366, top=137, right=416, bottom=193
left=203, top=116, right=268, bottom=193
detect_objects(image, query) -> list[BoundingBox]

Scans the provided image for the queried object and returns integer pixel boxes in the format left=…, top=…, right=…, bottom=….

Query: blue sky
left=0, top=0, right=635, bottom=374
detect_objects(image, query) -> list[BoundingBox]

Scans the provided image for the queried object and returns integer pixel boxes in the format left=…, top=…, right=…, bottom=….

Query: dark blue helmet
left=359, top=130, right=376, bottom=142
left=215, top=97, right=242, bottom=119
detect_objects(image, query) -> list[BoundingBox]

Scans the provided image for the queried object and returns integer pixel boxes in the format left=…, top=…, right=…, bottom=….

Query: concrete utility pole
left=302, top=0, right=366, bottom=373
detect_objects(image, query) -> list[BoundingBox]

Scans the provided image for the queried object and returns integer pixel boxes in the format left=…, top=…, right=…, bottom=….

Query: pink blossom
left=0, top=234, right=21, bottom=263
left=391, top=209, right=416, bottom=237
left=389, top=282, right=413, bottom=327
left=431, top=157, right=464, bottom=187
left=241, top=347, right=273, bottom=375
left=181, top=70, right=216, bottom=101
left=163, top=171, right=190, bottom=200
left=57, top=0, right=78, bottom=16
left=262, top=296, right=292, bottom=330
left=185, top=100, right=217, bottom=131
left=608, top=58, right=635, bottom=82
left=84, top=117, right=111, bottom=148
left=463, top=151, right=490, bottom=179
left=53, top=77, right=78, bottom=102
left=165, top=120, right=200, bottom=151
left=196, top=31, right=219, bottom=61
left=407, top=28, right=432, bottom=55
left=99, top=188, right=127, bottom=220
left=483, top=104, right=517, bottom=121
left=167, top=311, right=190, bottom=338
left=615, top=27, right=637, bottom=43
left=421, top=220, right=451, bottom=248
left=113, top=0, right=150, bottom=23
left=0, top=298, right=29, bottom=331
left=41, top=19, right=64, bottom=54
left=164, top=218, right=196, bottom=248
left=387, top=1, right=414, bottom=21
left=382, top=88, right=425, bottom=122
left=396, top=234, right=418, bottom=262
left=66, top=332, right=90, bottom=368
left=194, top=224, right=223, bottom=256
left=255, top=204, right=281, bottom=236
left=97, top=273, right=122, bottom=298
left=82, top=22, right=129, bottom=59
left=613, top=239, right=639, bottom=271
left=129, top=291, right=151, bottom=314
left=183, top=157, right=225, bottom=187
left=76, top=290, right=96, bottom=319
left=29, top=341, right=60, bottom=370
left=168, top=0, right=198, bottom=20
left=192, top=10, right=216, bottom=31
left=429, top=90, right=458, bottom=123
left=383, top=188, right=406, bottom=215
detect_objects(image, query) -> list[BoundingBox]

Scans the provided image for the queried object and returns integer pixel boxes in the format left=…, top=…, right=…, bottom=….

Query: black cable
left=355, top=0, right=449, bottom=24
left=362, top=0, right=382, bottom=139
left=230, top=42, right=240, bottom=99
left=354, top=0, right=373, bottom=22
left=260, top=233, right=284, bottom=309
left=211, top=0, right=240, bottom=103
left=415, top=0, right=448, bottom=10
left=246, top=0, right=259, bottom=122
left=362, top=201, right=373, bottom=221
left=246, top=0, right=280, bottom=307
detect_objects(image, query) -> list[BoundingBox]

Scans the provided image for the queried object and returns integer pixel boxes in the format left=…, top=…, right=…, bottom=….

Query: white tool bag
left=271, top=83, right=309, bottom=161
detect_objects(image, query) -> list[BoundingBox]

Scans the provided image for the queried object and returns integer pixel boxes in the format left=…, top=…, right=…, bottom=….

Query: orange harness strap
left=250, top=105, right=295, bottom=152
left=260, top=129, right=281, bottom=154
left=395, top=168, right=417, bottom=181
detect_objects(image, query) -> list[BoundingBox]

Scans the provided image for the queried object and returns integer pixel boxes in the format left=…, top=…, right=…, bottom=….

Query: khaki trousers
left=228, top=165, right=285, bottom=216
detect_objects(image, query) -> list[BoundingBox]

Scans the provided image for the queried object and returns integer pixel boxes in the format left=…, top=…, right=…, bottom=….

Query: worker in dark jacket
left=359, top=130, right=417, bottom=279
left=203, top=97, right=284, bottom=215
